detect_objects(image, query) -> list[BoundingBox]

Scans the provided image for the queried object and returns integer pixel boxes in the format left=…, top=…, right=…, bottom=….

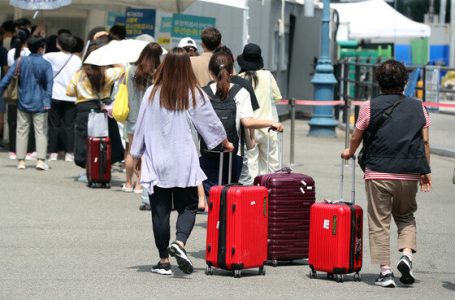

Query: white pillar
left=242, top=0, right=250, bottom=46
left=440, top=0, right=447, bottom=25
left=14, top=7, right=22, bottom=19
left=85, top=9, right=107, bottom=38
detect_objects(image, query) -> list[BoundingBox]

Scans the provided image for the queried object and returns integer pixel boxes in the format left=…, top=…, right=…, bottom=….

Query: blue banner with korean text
left=171, top=14, right=216, bottom=40
left=125, top=8, right=156, bottom=38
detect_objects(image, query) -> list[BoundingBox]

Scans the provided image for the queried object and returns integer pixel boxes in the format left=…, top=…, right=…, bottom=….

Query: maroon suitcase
left=308, top=158, right=363, bottom=283
left=86, top=137, right=111, bottom=188
left=253, top=131, right=316, bottom=266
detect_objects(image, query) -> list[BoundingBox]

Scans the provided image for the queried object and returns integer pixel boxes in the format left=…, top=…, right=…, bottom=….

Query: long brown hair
left=83, top=65, right=105, bottom=94
left=134, top=42, right=162, bottom=89
left=208, top=52, right=233, bottom=100
left=150, top=47, right=201, bottom=111
left=82, top=37, right=109, bottom=94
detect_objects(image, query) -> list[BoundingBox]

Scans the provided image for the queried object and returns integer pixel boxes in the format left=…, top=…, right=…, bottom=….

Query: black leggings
left=48, top=99, right=76, bottom=153
left=149, top=186, right=198, bottom=259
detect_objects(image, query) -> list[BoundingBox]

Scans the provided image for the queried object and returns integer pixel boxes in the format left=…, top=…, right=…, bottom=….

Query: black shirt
left=0, top=46, right=7, bottom=78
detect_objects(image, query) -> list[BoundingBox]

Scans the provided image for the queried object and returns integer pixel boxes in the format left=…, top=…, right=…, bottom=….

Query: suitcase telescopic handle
left=215, top=151, right=233, bottom=186
left=340, top=156, right=356, bottom=204
left=267, top=127, right=284, bottom=172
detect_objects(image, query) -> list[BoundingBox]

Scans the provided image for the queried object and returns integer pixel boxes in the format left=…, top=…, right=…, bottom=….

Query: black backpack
left=201, top=84, right=242, bottom=154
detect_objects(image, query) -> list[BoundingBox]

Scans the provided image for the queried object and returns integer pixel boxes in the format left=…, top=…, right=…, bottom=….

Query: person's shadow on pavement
left=442, top=281, right=455, bottom=291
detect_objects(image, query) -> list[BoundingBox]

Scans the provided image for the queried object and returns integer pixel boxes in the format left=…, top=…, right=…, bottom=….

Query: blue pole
left=308, top=0, right=337, bottom=137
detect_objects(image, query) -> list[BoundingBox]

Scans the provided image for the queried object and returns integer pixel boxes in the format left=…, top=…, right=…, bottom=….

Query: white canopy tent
left=330, top=0, right=431, bottom=40
left=7, top=0, right=246, bottom=12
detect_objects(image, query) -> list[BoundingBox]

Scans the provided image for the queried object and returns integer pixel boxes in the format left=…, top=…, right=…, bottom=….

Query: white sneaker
left=25, top=152, right=37, bottom=161
left=78, top=172, right=88, bottom=183
left=36, top=160, right=49, bottom=171
left=9, top=152, right=16, bottom=160
left=65, top=153, right=74, bottom=162
left=49, top=153, right=58, bottom=161
left=17, top=160, right=26, bottom=170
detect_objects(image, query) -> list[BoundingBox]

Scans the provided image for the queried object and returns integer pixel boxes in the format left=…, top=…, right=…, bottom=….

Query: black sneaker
left=139, top=203, right=151, bottom=211
left=168, top=242, right=194, bottom=274
left=375, top=272, right=397, bottom=287
left=151, top=261, right=173, bottom=275
left=397, top=255, right=415, bottom=284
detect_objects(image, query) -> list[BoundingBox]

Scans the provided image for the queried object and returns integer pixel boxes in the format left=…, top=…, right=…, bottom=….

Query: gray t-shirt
left=126, top=64, right=151, bottom=125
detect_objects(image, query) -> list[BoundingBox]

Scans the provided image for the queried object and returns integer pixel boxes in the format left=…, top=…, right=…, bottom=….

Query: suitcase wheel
left=87, top=181, right=93, bottom=188
left=309, top=270, right=317, bottom=279
left=259, top=266, right=266, bottom=276
left=234, top=269, right=241, bottom=278
left=327, top=273, right=334, bottom=280
left=205, top=265, right=213, bottom=276
left=272, top=260, right=278, bottom=267
left=103, top=183, right=111, bottom=189
left=354, top=272, right=361, bottom=282
left=336, top=274, right=344, bottom=283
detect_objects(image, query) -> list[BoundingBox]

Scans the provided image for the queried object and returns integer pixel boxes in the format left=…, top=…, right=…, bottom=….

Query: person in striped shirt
left=342, top=59, right=431, bottom=288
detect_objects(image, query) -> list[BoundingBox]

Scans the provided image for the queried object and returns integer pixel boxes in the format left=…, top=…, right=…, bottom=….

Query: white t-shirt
left=208, top=83, right=254, bottom=156
left=7, top=47, right=31, bottom=66
left=44, top=52, right=82, bottom=102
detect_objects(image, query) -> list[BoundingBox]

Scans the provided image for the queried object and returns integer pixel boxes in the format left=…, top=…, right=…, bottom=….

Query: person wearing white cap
left=178, top=37, right=199, bottom=57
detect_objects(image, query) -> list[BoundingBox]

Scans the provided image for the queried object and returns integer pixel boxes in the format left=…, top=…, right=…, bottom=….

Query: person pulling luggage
left=130, top=48, right=234, bottom=275
left=341, top=59, right=432, bottom=287
left=199, top=51, right=283, bottom=195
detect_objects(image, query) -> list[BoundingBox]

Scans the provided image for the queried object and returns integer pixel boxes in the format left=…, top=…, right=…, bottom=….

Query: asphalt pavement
left=1, top=114, right=454, bottom=299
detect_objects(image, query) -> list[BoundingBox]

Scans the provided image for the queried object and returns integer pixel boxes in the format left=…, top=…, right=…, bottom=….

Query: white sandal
left=121, top=184, right=134, bottom=192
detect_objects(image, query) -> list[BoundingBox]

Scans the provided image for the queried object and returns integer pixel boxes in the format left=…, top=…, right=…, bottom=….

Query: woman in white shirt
left=7, top=29, right=31, bottom=67
left=44, top=33, right=82, bottom=162
left=199, top=51, right=283, bottom=194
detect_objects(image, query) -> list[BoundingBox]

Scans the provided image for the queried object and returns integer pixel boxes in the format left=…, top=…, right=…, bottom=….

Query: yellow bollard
left=416, top=80, right=423, bottom=99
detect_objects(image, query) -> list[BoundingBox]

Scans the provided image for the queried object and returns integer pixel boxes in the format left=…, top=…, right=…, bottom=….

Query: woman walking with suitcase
left=200, top=51, right=283, bottom=195
left=130, top=47, right=234, bottom=275
left=66, top=42, right=124, bottom=182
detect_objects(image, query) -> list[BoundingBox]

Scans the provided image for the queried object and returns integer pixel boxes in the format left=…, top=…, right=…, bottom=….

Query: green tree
left=391, top=0, right=451, bottom=23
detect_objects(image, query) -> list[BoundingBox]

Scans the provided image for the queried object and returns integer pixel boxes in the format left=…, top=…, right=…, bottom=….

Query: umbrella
left=9, top=0, right=72, bottom=10
left=84, top=39, right=167, bottom=66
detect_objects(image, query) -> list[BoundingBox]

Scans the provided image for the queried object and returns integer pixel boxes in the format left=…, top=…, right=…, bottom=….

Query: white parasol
left=9, top=0, right=72, bottom=10
left=84, top=39, right=167, bottom=66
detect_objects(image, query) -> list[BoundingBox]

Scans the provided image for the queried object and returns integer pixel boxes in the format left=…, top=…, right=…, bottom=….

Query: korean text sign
left=171, top=14, right=215, bottom=40
left=126, top=8, right=156, bottom=38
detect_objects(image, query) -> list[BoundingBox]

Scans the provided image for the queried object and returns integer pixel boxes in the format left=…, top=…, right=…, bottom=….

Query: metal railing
left=337, top=57, right=455, bottom=106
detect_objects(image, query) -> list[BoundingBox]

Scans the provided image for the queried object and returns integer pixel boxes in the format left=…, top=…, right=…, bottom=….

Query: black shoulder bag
left=358, top=97, right=405, bottom=172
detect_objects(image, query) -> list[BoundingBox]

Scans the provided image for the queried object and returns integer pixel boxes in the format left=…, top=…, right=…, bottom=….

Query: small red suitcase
left=86, top=137, right=111, bottom=188
left=254, top=131, right=316, bottom=266
left=308, top=158, right=363, bottom=283
left=205, top=152, right=268, bottom=278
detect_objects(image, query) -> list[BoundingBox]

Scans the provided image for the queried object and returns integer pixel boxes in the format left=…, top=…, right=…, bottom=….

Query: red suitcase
left=254, top=131, right=316, bottom=266
left=86, top=137, right=111, bottom=188
left=308, top=158, right=363, bottom=283
left=205, top=152, right=268, bottom=278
